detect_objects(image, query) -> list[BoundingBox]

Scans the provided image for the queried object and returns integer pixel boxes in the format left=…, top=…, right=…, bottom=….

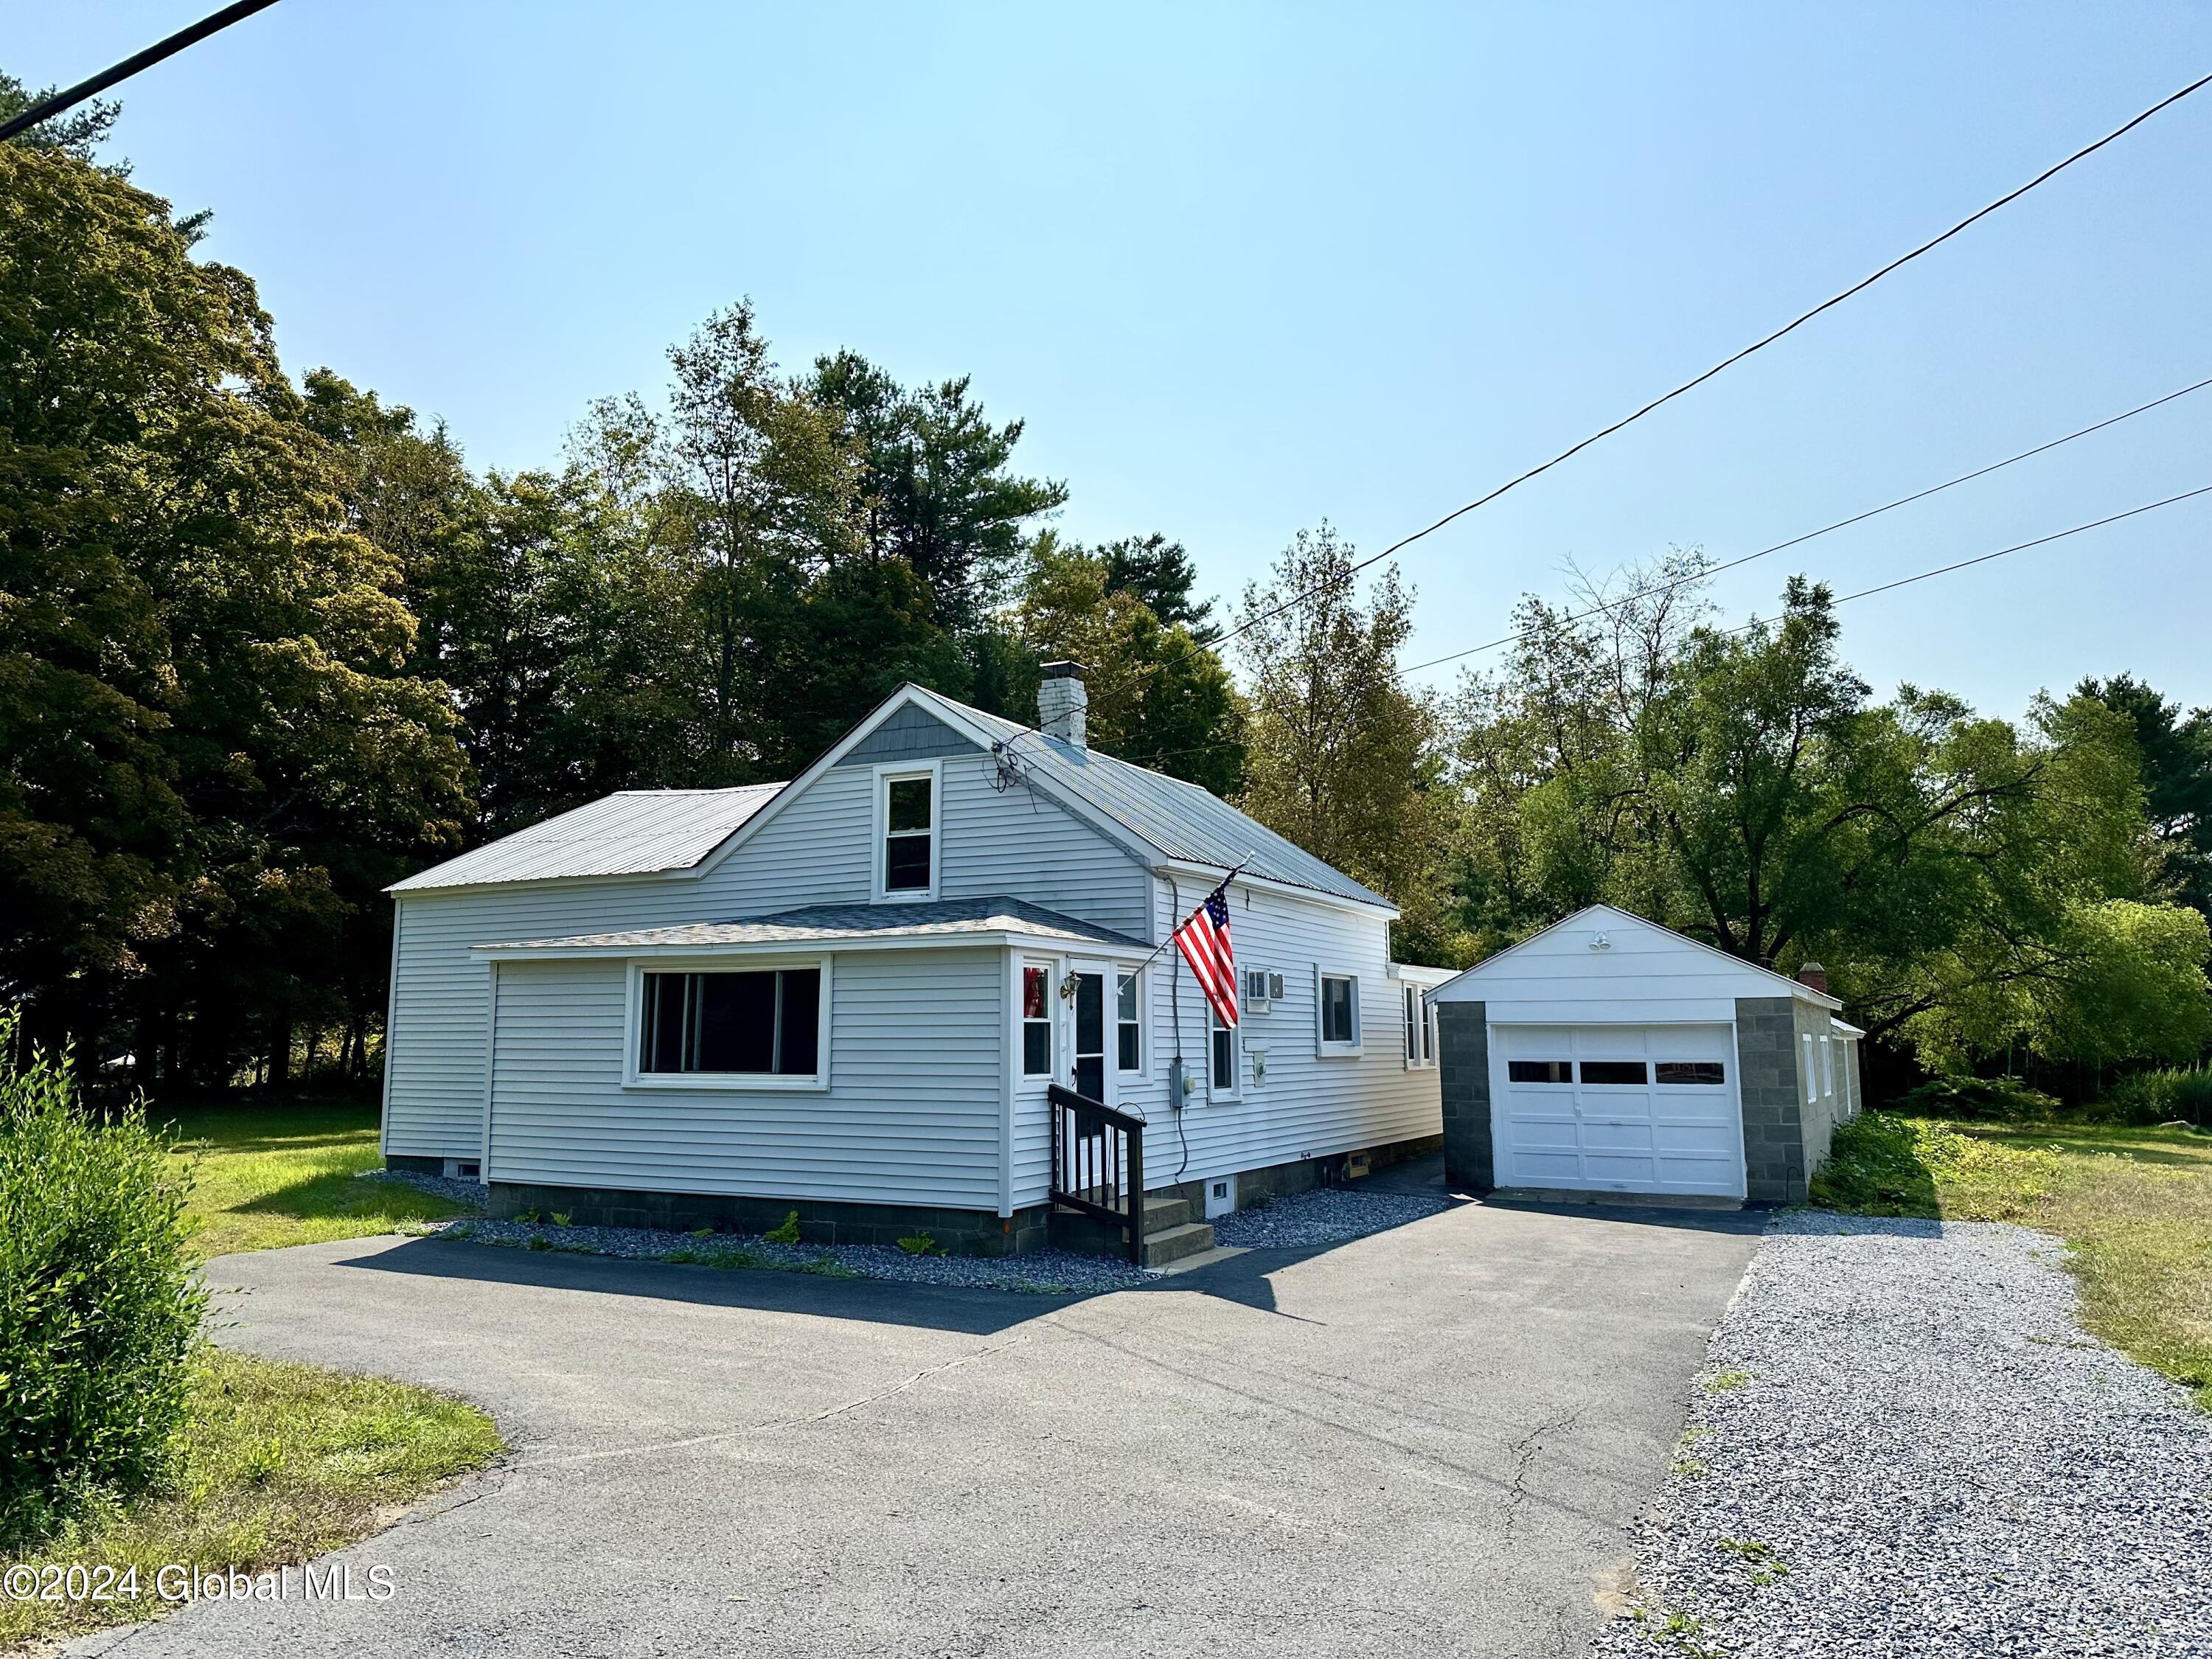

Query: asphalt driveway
left=76, top=1194, right=1759, bottom=1658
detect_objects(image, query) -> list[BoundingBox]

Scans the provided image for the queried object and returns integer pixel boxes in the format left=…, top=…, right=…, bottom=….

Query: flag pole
left=1129, top=855, right=1251, bottom=975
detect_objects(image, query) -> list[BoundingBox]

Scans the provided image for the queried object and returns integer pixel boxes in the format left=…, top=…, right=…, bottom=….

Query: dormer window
left=874, top=763, right=939, bottom=900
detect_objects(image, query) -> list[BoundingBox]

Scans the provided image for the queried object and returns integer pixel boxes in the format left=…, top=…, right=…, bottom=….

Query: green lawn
left=0, top=1349, right=501, bottom=1649
left=1812, top=1113, right=2212, bottom=1410
left=156, top=1098, right=476, bottom=1259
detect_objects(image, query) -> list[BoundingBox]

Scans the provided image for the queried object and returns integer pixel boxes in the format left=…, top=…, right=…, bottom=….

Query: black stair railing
left=1046, top=1083, right=1147, bottom=1264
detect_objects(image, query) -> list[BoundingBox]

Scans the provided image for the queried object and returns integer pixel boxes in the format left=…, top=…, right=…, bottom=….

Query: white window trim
left=1207, top=997, right=1241, bottom=1102
left=622, top=956, right=834, bottom=1091
left=1402, top=984, right=1437, bottom=1071
left=871, top=759, right=942, bottom=904
left=1820, top=1033, right=1834, bottom=1099
left=1115, top=967, right=1146, bottom=1077
left=1316, top=967, right=1363, bottom=1057
left=1018, top=956, right=1057, bottom=1082
left=1801, top=1032, right=1817, bottom=1105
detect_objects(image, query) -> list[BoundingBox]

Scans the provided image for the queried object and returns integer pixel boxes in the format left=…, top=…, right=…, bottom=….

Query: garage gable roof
left=1430, top=904, right=1843, bottom=1010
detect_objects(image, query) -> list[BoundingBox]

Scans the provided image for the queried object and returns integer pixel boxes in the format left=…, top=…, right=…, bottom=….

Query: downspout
left=997, top=947, right=1017, bottom=1219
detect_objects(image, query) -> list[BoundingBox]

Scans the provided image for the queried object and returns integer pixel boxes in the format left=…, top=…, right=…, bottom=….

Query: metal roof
left=389, top=785, right=785, bottom=892
left=476, top=897, right=1149, bottom=954
left=913, top=688, right=1393, bottom=909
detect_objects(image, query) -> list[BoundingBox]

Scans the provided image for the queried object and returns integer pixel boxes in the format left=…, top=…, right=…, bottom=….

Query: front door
left=1067, top=961, right=1109, bottom=1105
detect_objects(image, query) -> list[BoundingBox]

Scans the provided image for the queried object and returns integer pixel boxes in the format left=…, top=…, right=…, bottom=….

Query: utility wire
left=0, top=1, right=283, bottom=145
left=1113, top=481, right=2212, bottom=771
left=1156, top=69, right=2212, bottom=677
left=1397, top=373, right=2212, bottom=676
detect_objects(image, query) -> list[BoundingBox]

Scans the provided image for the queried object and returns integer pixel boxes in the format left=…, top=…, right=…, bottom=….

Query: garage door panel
left=1491, top=1022, right=1745, bottom=1200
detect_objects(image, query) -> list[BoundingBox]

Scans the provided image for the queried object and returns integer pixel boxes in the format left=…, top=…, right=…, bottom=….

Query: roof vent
left=1037, top=661, right=1088, bottom=751
left=1796, top=961, right=1829, bottom=994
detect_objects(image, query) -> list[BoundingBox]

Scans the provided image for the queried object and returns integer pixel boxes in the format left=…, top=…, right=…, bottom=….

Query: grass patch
left=0, top=1348, right=499, bottom=1648
left=155, top=1099, right=475, bottom=1258
left=1812, top=1112, right=2212, bottom=1409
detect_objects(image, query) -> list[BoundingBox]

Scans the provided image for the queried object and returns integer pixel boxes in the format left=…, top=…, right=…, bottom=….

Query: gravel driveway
left=1598, top=1211, right=2212, bottom=1659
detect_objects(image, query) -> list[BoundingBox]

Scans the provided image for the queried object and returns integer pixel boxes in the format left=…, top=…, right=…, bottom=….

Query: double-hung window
left=1020, top=961, right=1054, bottom=1078
left=876, top=765, right=937, bottom=900
left=1116, top=971, right=1143, bottom=1073
left=1208, top=999, right=1237, bottom=1098
left=1402, top=984, right=1436, bottom=1068
left=636, top=965, right=826, bottom=1085
left=1318, top=971, right=1360, bottom=1055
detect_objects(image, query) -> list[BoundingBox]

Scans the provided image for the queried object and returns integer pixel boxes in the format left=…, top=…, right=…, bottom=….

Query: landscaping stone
left=1596, top=1210, right=2212, bottom=1659
left=1209, top=1183, right=1454, bottom=1249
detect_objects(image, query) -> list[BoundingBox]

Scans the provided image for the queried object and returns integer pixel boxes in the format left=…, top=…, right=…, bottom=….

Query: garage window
left=1656, top=1062, right=1726, bottom=1085
left=1507, top=1060, right=1572, bottom=1084
left=1579, top=1060, right=1649, bottom=1085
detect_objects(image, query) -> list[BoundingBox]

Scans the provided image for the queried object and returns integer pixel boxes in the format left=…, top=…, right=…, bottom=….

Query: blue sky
left=16, top=3, right=2212, bottom=717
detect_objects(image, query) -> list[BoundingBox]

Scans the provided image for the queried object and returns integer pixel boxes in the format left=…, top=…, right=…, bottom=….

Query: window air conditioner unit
left=1244, top=969, right=1284, bottom=1012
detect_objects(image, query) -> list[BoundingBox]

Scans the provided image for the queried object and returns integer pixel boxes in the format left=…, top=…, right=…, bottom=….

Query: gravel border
left=436, top=1217, right=1157, bottom=1295
left=389, top=1178, right=1447, bottom=1294
left=357, top=1167, right=490, bottom=1209
left=1210, top=1183, right=1454, bottom=1249
left=1596, top=1211, right=2212, bottom=1659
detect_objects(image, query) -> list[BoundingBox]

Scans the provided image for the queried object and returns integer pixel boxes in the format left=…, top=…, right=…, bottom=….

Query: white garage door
left=1489, top=1023, right=1745, bottom=1199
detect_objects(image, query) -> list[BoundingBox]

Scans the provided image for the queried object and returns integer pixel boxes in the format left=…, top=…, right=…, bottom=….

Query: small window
left=1508, top=1060, right=1572, bottom=1084
left=639, top=969, right=821, bottom=1076
left=882, top=771, right=933, bottom=894
left=1579, top=1060, right=1649, bottom=1086
left=1116, top=972, right=1142, bottom=1072
left=1210, top=999, right=1237, bottom=1096
left=1655, top=1061, right=1726, bottom=1086
left=1820, top=1034, right=1834, bottom=1099
left=1020, top=963, right=1053, bottom=1077
left=1403, top=986, right=1436, bottom=1068
left=1802, top=1033, right=1817, bottom=1104
left=1318, top=973, right=1358, bottom=1049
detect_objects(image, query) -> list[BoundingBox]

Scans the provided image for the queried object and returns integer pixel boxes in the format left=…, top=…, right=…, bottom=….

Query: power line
left=1114, top=481, right=2212, bottom=770
left=1161, top=69, right=2212, bottom=675
left=0, top=1, right=282, bottom=145
left=1397, top=373, right=2212, bottom=676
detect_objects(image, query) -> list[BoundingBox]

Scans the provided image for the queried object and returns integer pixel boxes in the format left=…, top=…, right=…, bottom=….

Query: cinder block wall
left=1438, top=1001, right=1492, bottom=1191
left=1733, top=996, right=1807, bottom=1203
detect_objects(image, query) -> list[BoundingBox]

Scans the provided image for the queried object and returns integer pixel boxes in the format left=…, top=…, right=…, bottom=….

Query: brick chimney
left=1796, top=961, right=1829, bottom=995
left=1037, top=661, right=1088, bottom=750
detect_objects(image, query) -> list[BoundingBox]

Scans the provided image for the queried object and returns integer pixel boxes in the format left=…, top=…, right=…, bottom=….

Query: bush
left=1896, top=1074, right=2062, bottom=1122
left=0, top=1015, right=206, bottom=1545
left=2093, top=1067, right=2212, bottom=1128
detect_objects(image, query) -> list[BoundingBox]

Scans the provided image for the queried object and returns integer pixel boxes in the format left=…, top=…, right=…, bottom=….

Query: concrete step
left=1050, top=1192, right=1198, bottom=1258
left=1139, top=1220, right=1217, bottom=1268
left=1141, top=1194, right=1194, bottom=1232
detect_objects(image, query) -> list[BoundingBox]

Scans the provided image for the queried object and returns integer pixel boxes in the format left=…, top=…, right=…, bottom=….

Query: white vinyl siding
left=487, top=948, right=1003, bottom=1208
left=384, top=730, right=1149, bottom=1161
left=1006, top=877, right=1434, bottom=1207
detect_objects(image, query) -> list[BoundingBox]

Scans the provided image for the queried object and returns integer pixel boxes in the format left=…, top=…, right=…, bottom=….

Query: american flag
left=1174, top=883, right=1238, bottom=1028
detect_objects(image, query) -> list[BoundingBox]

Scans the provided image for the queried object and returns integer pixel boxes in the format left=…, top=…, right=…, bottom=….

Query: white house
left=380, top=666, right=1447, bottom=1262
left=1427, top=904, right=1863, bottom=1206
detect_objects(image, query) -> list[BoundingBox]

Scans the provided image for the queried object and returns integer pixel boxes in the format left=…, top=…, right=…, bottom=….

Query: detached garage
left=1430, top=904, right=1862, bottom=1206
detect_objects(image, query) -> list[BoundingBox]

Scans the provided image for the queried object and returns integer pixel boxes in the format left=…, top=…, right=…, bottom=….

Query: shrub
left=2093, top=1068, right=2212, bottom=1128
left=0, top=1015, right=206, bottom=1546
left=763, top=1209, right=801, bottom=1245
left=895, top=1231, right=943, bottom=1256
left=1896, top=1074, right=2062, bottom=1122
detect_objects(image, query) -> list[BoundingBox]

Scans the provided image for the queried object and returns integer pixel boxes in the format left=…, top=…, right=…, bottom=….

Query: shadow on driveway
left=334, top=1234, right=1071, bottom=1335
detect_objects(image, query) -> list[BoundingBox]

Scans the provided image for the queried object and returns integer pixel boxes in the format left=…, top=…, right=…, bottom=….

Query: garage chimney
left=1796, top=961, right=1829, bottom=995
left=1038, top=661, right=1088, bottom=750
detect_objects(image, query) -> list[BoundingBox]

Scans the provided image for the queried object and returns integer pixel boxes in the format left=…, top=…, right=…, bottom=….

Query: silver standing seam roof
left=476, top=897, right=1150, bottom=954
left=913, top=688, right=1391, bottom=908
left=388, top=785, right=783, bottom=892
left=388, top=685, right=1391, bottom=909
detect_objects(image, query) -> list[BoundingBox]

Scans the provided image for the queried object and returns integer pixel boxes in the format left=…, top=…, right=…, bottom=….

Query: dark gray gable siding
left=834, top=703, right=981, bottom=767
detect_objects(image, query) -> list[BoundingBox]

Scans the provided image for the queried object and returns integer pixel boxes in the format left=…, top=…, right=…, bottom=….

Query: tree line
left=4, top=78, right=2207, bottom=1099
